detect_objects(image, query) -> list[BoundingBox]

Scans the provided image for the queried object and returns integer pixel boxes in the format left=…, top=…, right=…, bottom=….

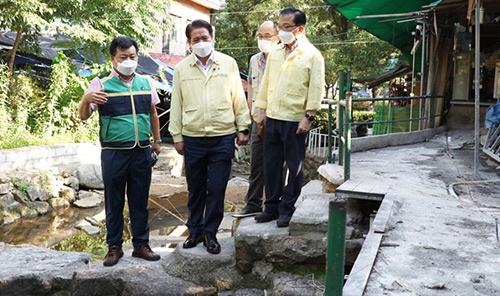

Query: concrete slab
left=319, top=130, right=500, bottom=295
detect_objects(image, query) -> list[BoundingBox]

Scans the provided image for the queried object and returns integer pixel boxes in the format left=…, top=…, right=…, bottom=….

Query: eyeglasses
left=277, top=25, right=297, bottom=32
left=256, top=34, right=277, bottom=40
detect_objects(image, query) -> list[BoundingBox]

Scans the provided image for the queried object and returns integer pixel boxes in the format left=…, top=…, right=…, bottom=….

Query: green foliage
left=11, top=177, right=30, bottom=197
left=51, top=225, right=132, bottom=260
left=0, top=56, right=101, bottom=149
left=214, top=0, right=400, bottom=85
left=0, top=0, right=172, bottom=65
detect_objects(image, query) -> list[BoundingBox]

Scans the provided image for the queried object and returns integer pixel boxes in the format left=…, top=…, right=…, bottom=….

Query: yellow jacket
left=169, top=51, right=250, bottom=142
left=255, top=38, right=324, bottom=121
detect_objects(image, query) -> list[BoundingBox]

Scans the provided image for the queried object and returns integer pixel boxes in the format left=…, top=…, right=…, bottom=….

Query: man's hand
left=174, top=142, right=184, bottom=155
left=152, top=143, right=161, bottom=155
left=256, top=109, right=266, bottom=130
left=296, top=118, right=313, bottom=134
left=83, top=89, right=108, bottom=105
left=237, top=132, right=250, bottom=146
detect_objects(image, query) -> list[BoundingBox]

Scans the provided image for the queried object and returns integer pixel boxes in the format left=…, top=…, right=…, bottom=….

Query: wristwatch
left=305, top=113, right=315, bottom=122
left=240, top=129, right=250, bottom=135
left=153, top=140, right=162, bottom=144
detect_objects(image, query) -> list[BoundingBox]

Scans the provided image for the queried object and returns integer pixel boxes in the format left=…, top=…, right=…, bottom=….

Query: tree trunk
left=7, top=27, right=24, bottom=73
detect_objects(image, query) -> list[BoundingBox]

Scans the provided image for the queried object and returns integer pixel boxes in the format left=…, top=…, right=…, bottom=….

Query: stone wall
left=0, top=143, right=101, bottom=173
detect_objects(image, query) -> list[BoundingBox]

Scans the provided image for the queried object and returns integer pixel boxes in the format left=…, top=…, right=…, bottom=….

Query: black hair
left=272, top=21, right=279, bottom=32
left=279, top=7, right=306, bottom=26
left=109, top=36, right=139, bottom=56
left=185, top=19, right=213, bottom=40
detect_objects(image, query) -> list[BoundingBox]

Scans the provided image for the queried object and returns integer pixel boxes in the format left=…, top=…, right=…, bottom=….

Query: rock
left=0, top=243, right=219, bottom=296
left=66, top=176, right=80, bottom=190
left=235, top=218, right=326, bottom=266
left=228, top=176, right=249, bottom=187
left=77, top=164, right=104, bottom=189
left=27, top=186, right=50, bottom=201
left=48, top=197, right=70, bottom=208
left=30, top=201, right=51, bottom=215
left=21, top=204, right=38, bottom=218
left=0, top=173, right=11, bottom=183
left=0, top=182, right=10, bottom=195
left=74, top=191, right=102, bottom=208
left=165, top=238, right=244, bottom=291
left=11, top=189, right=28, bottom=203
left=59, top=185, right=76, bottom=203
left=0, top=192, right=16, bottom=210
left=2, top=211, right=20, bottom=225
left=75, top=220, right=100, bottom=235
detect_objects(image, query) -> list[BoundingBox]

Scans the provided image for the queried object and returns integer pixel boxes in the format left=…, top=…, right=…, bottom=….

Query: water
left=0, top=192, right=190, bottom=248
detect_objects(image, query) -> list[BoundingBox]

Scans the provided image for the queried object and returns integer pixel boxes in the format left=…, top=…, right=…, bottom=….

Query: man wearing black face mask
left=169, top=19, right=250, bottom=255
left=78, top=36, right=161, bottom=266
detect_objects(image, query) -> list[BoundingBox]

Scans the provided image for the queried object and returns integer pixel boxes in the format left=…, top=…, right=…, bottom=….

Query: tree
left=0, top=0, right=172, bottom=71
left=213, top=0, right=400, bottom=96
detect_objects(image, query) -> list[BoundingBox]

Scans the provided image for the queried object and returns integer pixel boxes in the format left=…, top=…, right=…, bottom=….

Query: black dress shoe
left=182, top=234, right=204, bottom=249
left=277, top=215, right=292, bottom=228
left=254, top=212, right=279, bottom=223
left=203, top=233, right=221, bottom=254
left=232, top=207, right=262, bottom=218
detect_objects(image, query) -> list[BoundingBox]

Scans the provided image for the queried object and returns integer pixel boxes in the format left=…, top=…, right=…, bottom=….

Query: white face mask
left=258, top=39, right=274, bottom=53
left=278, top=30, right=296, bottom=45
left=192, top=42, right=213, bottom=58
left=117, top=60, right=137, bottom=76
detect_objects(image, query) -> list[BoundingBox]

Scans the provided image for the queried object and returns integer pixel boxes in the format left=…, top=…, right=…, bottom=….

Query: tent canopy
left=323, top=0, right=441, bottom=55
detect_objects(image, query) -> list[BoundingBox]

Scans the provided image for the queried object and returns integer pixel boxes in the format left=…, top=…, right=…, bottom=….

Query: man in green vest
left=78, top=36, right=161, bottom=266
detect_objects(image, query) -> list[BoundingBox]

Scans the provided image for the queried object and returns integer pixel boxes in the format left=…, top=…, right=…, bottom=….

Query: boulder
left=74, top=191, right=102, bottom=208
left=77, top=164, right=104, bottom=189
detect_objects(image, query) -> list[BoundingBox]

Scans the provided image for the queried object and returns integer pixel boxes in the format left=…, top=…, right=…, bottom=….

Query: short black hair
left=109, top=36, right=139, bottom=56
left=185, top=19, right=213, bottom=40
left=279, top=7, right=306, bottom=26
left=272, top=21, right=279, bottom=32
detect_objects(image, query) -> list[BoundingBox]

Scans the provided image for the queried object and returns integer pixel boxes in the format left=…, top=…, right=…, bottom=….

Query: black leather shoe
left=277, top=215, right=292, bottom=228
left=203, top=233, right=221, bottom=254
left=254, top=212, right=279, bottom=223
left=182, top=234, right=204, bottom=249
left=232, top=207, right=262, bottom=218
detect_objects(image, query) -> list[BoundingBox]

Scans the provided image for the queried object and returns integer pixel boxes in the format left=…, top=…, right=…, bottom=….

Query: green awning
left=353, top=58, right=412, bottom=88
left=324, top=0, right=441, bottom=55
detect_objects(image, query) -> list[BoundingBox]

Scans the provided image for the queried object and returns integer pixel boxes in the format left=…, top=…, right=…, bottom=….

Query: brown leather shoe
left=103, top=245, right=124, bottom=267
left=132, top=244, right=161, bottom=261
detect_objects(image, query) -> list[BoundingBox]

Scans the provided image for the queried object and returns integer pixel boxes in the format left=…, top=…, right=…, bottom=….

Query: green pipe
left=338, top=70, right=345, bottom=165
left=344, top=93, right=351, bottom=181
left=328, top=103, right=334, bottom=163
left=324, top=198, right=347, bottom=296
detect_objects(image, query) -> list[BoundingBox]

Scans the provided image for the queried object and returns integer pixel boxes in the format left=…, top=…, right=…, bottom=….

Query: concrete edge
left=342, top=192, right=397, bottom=295
left=342, top=232, right=383, bottom=296
left=372, top=193, right=395, bottom=233
left=351, top=126, right=446, bottom=152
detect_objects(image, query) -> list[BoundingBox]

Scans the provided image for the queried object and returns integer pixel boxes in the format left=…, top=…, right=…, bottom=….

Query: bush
left=0, top=53, right=101, bottom=149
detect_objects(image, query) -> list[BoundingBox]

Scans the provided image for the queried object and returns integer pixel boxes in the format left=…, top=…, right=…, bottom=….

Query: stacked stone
left=0, top=164, right=104, bottom=226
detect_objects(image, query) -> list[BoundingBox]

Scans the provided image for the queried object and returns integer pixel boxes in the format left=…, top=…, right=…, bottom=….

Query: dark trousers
left=183, top=134, right=235, bottom=237
left=244, top=121, right=265, bottom=211
left=101, top=147, right=152, bottom=249
left=263, top=117, right=306, bottom=216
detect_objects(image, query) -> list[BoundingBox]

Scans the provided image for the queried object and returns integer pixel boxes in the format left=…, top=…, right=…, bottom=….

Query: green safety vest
left=97, top=72, right=152, bottom=149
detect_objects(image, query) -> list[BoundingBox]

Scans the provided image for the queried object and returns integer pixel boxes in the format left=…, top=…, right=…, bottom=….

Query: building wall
left=149, top=0, right=222, bottom=55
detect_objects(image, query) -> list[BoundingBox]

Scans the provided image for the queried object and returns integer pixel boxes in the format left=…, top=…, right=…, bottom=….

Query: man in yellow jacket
left=169, top=19, right=250, bottom=254
left=254, top=7, right=325, bottom=228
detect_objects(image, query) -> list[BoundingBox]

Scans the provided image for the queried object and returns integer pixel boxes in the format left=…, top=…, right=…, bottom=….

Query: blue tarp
left=485, top=100, right=500, bottom=129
